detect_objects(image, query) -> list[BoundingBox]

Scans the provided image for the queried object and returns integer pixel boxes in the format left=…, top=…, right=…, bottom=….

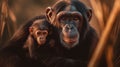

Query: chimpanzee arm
left=37, top=53, right=88, bottom=67
left=43, top=57, right=88, bottom=67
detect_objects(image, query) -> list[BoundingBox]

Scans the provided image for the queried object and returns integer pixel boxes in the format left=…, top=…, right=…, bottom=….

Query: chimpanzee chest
left=56, top=44, right=90, bottom=60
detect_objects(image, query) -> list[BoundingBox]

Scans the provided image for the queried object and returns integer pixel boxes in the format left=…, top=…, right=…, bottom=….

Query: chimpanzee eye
left=43, top=31, right=48, bottom=35
left=36, top=31, right=41, bottom=35
left=73, top=17, right=80, bottom=22
left=60, top=16, right=67, bottom=22
left=43, top=32, right=47, bottom=35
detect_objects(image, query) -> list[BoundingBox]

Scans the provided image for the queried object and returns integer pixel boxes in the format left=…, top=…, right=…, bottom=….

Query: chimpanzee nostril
left=70, top=26, right=73, bottom=29
left=66, top=24, right=74, bottom=29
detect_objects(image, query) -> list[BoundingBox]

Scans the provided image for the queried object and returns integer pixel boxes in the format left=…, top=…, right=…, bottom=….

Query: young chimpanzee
left=0, top=15, right=56, bottom=67
left=24, top=16, right=56, bottom=59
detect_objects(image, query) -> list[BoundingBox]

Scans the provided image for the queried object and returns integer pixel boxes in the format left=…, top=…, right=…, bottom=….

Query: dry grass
left=0, top=0, right=17, bottom=45
left=89, top=0, right=104, bottom=33
left=88, top=0, right=120, bottom=67
left=0, top=0, right=8, bottom=38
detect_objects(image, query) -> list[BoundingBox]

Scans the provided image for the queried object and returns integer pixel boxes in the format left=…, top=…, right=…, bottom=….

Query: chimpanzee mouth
left=38, top=38, right=46, bottom=45
left=63, top=35, right=79, bottom=44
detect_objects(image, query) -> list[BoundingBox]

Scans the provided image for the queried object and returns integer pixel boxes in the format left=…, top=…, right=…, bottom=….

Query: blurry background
left=0, top=0, right=56, bottom=46
left=0, top=0, right=120, bottom=67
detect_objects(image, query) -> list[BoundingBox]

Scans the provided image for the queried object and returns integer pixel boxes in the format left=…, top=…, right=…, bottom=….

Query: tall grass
left=0, top=0, right=16, bottom=45
left=89, top=0, right=104, bottom=33
left=88, top=0, right=120, bottom=67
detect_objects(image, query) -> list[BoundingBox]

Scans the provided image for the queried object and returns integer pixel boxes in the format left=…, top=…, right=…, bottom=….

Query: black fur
left=44, top=0, right=107, bottom=67
left=0, top=15, right=55, bottom=67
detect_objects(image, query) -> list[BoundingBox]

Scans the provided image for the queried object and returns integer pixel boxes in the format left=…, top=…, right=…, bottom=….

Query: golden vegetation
left=88, top=0, right=120, bottom=67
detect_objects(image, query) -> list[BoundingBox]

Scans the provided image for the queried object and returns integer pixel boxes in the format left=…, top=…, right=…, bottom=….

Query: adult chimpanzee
left=0, top=15, right=56, bottom=67
left=44, top=0, right=107, bottom=67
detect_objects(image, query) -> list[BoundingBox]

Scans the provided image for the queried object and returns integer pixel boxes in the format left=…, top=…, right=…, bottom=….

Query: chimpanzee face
left=56, top=5, right=83, bottom=47
left=46, top=0, right=92, bottom=48
left=29, top=19, right=48, bottom=46
left=46, top=5, right=83, bottom=48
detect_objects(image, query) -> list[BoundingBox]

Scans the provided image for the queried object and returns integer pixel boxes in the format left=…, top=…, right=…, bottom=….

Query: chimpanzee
left=44, top=0, right=106, bottom=67
left=24, top=16, right=56, bottom=59
left=0, top=15, right=56, bottom=67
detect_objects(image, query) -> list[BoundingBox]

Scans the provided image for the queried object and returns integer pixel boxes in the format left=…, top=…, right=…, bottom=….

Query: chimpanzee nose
left=66, top=24, right=73, bottom=29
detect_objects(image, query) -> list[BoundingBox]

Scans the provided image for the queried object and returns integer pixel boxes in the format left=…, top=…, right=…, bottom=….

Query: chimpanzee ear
left=46, top=7, right=54, bottom=24
left=86, top=8, right=92, bottom=22
left=29, top=27, right=34, bottom=35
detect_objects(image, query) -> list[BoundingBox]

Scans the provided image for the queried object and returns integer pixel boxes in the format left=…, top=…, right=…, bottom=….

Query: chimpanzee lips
left=38, top=38, right=46, bottom=45
left=63, top=32, right=77, bottom=38
left=63, top=35, right=78, bottom=44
